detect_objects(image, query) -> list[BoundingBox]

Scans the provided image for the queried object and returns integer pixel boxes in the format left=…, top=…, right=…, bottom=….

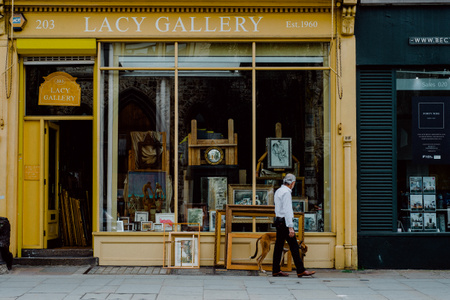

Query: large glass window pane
left=397, top=69, right=450, bottom=233
left=255, top=42, right=329, bottom=67
left=100, top=43, right=175, bottom=232
left=102, top=42, right=175, bottom=68
left=256, top=69, right=331, bottom=232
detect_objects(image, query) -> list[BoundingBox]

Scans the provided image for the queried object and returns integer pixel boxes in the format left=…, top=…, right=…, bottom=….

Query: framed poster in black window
left=412, top=97, right=450, bottom=164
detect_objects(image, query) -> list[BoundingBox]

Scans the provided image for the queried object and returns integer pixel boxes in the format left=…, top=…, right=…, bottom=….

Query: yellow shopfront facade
left=0, top=0, right=357, bottom=270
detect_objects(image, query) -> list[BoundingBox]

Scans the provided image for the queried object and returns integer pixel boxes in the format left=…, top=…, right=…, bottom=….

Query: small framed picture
left=155, top=213, right=175, bottom=225
left=410, top=195, right=423, bottom=210
left=119, top=217, right=130, bottom=224
left=304, top=212, right=317, bottom=232
left=175, top=237, right=199, bottom=267
left=163, top=223, right=173, bottom=232
left=141, top=221, right=153, bottom=231
left=153, top=223, right=163, bottom=232
left=187, top=208, right=204, bottom=228
left=293, top=218, right=299, bottom=231
left=135, top=211, right=149, bottom=222
left=409, top=176, right=423, bottom=193
left=124, top=223, right=134, bottom=231
left=116, top=220, right=124, bottom=232
left=267, top=137, right=292, bottom=169
left=292, top=197, right=308, bottom=212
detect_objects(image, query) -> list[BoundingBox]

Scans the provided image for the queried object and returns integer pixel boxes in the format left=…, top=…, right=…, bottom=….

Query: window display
left=99, top=42, right=331, bottom=233
left=397, top=69, right=450, bottom=233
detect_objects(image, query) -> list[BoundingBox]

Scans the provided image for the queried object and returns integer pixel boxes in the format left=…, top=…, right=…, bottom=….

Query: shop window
left=99, top=42, right=331, bottom=233
left=397, top=69, right=450, bottom=233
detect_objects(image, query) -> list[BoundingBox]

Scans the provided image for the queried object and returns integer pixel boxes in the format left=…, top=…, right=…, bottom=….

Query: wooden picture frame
left=228, top=184, right=274, bottom=206
left=209, top=210, right=225, bottom=232
left=267, top=137, right=292, bottom=169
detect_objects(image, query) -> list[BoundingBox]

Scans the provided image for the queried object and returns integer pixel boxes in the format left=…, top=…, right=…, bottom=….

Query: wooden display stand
left=214, top=205, right=304, bottom=272
left=188, top=119, right=238, bottom=166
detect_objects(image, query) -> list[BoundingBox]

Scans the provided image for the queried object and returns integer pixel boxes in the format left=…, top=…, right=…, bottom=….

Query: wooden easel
left=188, top=119, right=238, bottom=166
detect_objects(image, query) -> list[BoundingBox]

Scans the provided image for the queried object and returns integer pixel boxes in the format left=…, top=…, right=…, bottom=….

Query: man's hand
left=289, top=227, right=295, bottom=238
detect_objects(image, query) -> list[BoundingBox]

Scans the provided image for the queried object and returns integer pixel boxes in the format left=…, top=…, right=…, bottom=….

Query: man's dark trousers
left=272, top=218, right=305, bottom=274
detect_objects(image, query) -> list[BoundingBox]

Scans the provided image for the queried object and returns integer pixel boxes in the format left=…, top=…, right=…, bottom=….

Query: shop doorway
left=49, top=120, right=93, bottom=249
left=22, top=120, right=93, bottom=250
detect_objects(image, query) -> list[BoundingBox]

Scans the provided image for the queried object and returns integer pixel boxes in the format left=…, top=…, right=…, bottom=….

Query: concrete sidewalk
left=1, top=266, right=450, bottom=299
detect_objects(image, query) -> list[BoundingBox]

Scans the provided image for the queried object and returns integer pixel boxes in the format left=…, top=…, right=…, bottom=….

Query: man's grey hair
left=283, top=173, right=296, bottom=185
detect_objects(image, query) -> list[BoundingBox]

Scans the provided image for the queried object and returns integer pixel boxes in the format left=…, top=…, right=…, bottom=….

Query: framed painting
left=134, top=211, right=149, bottom=222
left=141, top=221, right=153, bottom=231
left=187, top=208, right=204, bottom=228
left=155, top=213, right=175, bottom=225
left=127, top=171, right=167, bottom=213
left=304, top=212, right=317, bottom=232
left=185, top=204, right=208, bottom=230
left=228, top=184, right=274, bottom=206
left=175, top=237, right=199, bottom=267
left=267, top=137, right=292, bottom=169
left=200, top=177, right=228, bottom=211
left=153, top=223, right=163, bottom=232
left=292, top=197, right=308, bottom=213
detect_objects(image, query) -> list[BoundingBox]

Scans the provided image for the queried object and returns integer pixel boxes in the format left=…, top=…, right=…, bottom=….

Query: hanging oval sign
left=38, top=71, right=81, bottom=106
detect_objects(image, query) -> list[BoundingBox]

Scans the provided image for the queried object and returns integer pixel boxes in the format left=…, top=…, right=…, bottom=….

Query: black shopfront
left=356, top=3, right=450, bottom=268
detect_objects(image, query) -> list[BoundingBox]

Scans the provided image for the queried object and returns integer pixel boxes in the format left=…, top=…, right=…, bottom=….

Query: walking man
left=272, top=173, right=315, bottom=277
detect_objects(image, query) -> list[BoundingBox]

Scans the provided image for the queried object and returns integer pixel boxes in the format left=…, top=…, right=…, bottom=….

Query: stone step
left=21, top=248, right=93, bottom=258
left=13, top=256, right=98, bottom=266
left=13, top=248, right=97, bottom=266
